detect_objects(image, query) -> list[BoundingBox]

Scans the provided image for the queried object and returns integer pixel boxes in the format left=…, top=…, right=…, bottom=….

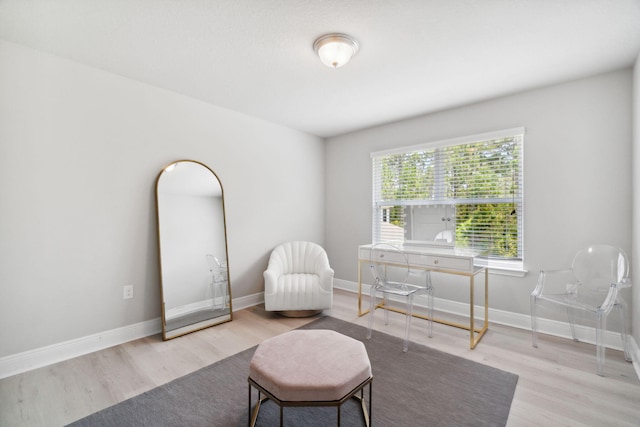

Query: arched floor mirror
left=156, top=160, right=232, bottom=340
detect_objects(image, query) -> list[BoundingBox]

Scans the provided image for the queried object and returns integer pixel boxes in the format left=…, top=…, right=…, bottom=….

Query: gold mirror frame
left=155, top=160, right=232, bottom=340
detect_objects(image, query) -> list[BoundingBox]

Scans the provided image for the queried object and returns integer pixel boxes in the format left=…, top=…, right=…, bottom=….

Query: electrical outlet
left=123, top=285, right=133, bottom=299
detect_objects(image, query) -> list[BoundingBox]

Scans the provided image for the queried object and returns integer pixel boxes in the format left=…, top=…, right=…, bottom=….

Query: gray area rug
left=67, top=316, right=518, bottom=426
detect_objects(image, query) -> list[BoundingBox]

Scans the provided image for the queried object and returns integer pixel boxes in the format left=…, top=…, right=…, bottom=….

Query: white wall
left=326, top=69, right=633, bottom=326
left=633, top=53, right=640, bottom=348
left=0, top=40, right=325, bottom=357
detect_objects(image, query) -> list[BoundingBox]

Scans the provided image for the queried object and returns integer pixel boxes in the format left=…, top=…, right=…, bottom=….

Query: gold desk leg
left=358, top=260, right=363, bottom=316
left=469, top=275, right=475, bottom=349
left=469, top=268, right=489, bottom=349
left=485, top=268, right=489, bottom=332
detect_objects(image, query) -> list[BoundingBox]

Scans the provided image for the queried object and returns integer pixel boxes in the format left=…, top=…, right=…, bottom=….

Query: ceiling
left=1, top=0, right=639, bottom=138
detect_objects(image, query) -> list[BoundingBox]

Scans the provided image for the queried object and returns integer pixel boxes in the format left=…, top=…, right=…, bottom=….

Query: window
left=372, top=128, right=524, bottom=270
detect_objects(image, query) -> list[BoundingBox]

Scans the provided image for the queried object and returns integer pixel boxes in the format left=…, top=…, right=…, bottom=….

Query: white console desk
left=358, top=244, right=488, bottom=349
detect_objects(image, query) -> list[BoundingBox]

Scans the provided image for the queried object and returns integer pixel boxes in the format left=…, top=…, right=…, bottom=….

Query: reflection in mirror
left=156, top=160, right=232, bottom=340
left=384, top=205, right=456, bottom=245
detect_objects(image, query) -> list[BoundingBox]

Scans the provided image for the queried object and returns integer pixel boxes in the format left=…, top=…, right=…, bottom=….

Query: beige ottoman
left=248, top=329, right=372, bottom=427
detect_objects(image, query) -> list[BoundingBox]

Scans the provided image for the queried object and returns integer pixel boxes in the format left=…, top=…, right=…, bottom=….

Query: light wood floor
left=1, top=289, right=639, bottom=426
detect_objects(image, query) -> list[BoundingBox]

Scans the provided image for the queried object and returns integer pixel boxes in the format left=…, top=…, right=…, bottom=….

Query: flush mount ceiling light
left=313, top=33, right=359, bottom=68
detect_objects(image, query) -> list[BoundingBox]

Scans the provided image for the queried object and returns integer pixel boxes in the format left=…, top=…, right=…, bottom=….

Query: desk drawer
left=359, top=247, right=408, bottom=265
left=407, top=253, right=473, bottom=272
left=360, top=247, right=474, bottom=272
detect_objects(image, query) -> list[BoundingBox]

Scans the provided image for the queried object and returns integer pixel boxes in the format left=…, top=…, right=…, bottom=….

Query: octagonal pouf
left=248, top=329, right=372, bottom=427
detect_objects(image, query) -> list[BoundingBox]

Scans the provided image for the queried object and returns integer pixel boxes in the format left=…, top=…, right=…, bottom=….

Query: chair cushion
left=249, top=330, right=371, bottom=402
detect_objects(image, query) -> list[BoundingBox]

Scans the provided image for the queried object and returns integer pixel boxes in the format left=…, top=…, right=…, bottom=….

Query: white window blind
left=372, top=128, right=524, bottom=264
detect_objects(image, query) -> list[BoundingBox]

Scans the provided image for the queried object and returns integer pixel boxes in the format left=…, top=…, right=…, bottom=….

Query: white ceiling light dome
left=313, top=33, right=359, bottom=68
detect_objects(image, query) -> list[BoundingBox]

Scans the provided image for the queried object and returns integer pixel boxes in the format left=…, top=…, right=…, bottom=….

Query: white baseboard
left=0, top=293, right=266, bottom=380
left=334, top=278, right=640, bottom=360
left=0, top=318, right=161, bottom=380
left=2, top=284, right=637, bottom=381
left=232, top=291, right=264, bottom=311
left=166, top=298, right=223, bottom=320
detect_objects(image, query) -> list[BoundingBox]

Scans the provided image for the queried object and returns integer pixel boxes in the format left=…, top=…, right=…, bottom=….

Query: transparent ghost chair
left=206, top=254, right=229, bottom=309
left=366, top=243, right=434, bottom=352
left=530, top=244, right=632, bottom=376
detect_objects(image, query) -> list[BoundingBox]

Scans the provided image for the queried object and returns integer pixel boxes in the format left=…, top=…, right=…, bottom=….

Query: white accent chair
left=263, top=241, right=334, bottom=317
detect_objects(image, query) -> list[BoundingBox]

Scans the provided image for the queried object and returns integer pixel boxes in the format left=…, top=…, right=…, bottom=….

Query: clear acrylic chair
left=366, top=243, right=434, bottom=352
left=206, top=254, right=228, bottom=309
left=530, top=244, right=632, bottom=376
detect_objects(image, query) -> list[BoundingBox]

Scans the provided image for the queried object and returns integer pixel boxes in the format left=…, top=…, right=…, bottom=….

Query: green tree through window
left=372, top=130, right=523, bottom=262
